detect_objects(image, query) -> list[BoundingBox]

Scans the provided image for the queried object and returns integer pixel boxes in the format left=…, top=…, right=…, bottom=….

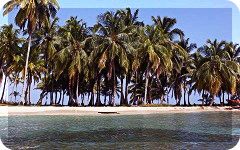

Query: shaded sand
left=0, top=106, right=239, bottom=116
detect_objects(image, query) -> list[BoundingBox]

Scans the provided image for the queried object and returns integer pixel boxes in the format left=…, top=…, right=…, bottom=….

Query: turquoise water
left=0, top=112, right=239, bottom=149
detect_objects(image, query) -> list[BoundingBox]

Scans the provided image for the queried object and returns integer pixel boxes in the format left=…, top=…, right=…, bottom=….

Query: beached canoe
left=228, top=99, right=240, bottom=106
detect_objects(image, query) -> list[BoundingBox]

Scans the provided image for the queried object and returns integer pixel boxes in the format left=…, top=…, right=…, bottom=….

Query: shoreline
left=0, top=106, right=239, bottom=116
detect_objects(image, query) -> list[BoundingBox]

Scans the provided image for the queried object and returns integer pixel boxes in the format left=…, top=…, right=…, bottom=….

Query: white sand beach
left=0, top=106, right=239, bottom=116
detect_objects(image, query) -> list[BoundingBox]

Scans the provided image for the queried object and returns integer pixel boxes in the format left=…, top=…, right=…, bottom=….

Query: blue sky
left=1, top=0, right=240, bottom=43
left=51, top=8, right=232, bottom=46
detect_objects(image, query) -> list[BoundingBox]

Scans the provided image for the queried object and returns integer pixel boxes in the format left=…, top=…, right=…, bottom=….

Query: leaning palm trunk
left=0, top=76, right=7, bottom=103
left=21, top=35, right=32, bottom=105
left=144, top=73, right=149, bottom=105
left=144, top=63, right=150, bottom=105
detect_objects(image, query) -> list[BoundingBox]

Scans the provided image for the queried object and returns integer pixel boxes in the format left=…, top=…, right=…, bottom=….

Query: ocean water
left=0, top=112, right=239, bottom=150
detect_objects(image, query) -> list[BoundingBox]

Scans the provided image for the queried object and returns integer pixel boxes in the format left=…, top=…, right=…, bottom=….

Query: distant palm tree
left=3, top=0, right=60, bottom=104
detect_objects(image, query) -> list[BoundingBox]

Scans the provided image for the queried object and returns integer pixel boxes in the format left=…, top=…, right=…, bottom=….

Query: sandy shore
left=0, top=106, right=239, bottom=116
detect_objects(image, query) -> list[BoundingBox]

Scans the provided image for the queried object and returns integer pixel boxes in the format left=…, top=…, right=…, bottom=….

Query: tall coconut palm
left=171, top=38, right=197, bottom=106
left=34, top=17, right=60, bottom=105
left=193, top=39, right=239, bottom=106
left=3, top=0, right=59, bottom=104
left=55, top=17, right=89, bottom=106
left=151, top=16, right=184, bottom=40
left=93, top=11, right=132, bottom=106
left=133, top=15, right=187, bottom=105
left=0, top=24, right=23, bottom=103
left=133, top=25, right=173, bottom=105
left=117, top=8, right=144, bottom=105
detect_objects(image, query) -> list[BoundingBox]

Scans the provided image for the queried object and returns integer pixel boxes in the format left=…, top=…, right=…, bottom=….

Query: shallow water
left=0, top=111, right=239, bottom=150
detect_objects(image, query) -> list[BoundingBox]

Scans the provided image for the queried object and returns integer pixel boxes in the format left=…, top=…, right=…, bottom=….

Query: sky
left=50, top=8, right=231, bottom=47
left=1, top=0, right=240, bottom=43
left=0, top=0, right=239, bottom=104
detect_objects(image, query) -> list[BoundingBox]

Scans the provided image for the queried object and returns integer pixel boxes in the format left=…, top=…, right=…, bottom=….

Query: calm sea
left=0, top=112, right=239, bottom=149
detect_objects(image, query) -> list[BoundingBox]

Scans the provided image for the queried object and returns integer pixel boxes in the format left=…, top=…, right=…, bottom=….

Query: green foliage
left=1, top=8, right=239, bottom=106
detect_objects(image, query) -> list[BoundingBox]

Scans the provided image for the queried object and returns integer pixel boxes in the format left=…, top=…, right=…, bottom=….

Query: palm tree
left=117, top=8, right=144, bottom=105
left=132, top=15, right=187, bottom=105
left=92, top=11, right=132, bottom=106
left=151, top=16, right=184, bottom=40
left=0, top=24, right=23, bottom=103
left=34, top=17, right=60, bottom=105
left=193, top=39, right=239, bottom=106
left=172, top=38, right=197, bottom=106
left=133, top=25, right=173, bottom=105
left=3, top=0, right=60, bottom=105
left=54, top=17, right=89, bottom=106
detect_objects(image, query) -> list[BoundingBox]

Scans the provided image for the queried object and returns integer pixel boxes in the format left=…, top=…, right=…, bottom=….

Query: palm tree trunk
left=57, top=91, right=62, bottom=104
left=10, top=81, right=15, bottom=102
left=112, top=65, right=116, bottom=106
left=144, top=74, right=149, bottom=105
left=21, top=35, right=32, bottom=105
left=54, top=91, right=57, bottom=104
left=187, top=92, right=191, bottom=106
left=124, top=75, right=129, bottom=105
left=95, top=76, right=102, bottom=106
left=0, top=76, right=7, bottom=103
left=104, top=94, right=107, bottom=106
left=144, top=63, right=150, bottom=105
left=62, top=91, right=65, bottom=106
left=109, top=91, right=112, bottom=106
left=50, top=91, right=54, bottom=105
left=222, top=92, right=225, bottom=106
left=28, top=82, right=31, bottom=105
left=202, top=90, right=205, bottom=106
left=219, top=94, right=222, bottom=105
left=167, top=89, right=169, bottom=104
left=183, top=81, right=187, bottom=106
left=68, top=80, right=74, bottom=106
left=120, top=77, right=124, bottom=105
left=88, top=90, right=94, bottom=106
left=167, top=96, right=169, bottom=104
left=81, top=94, right=84, bottom=106
left=75, top=75, right=79, bottom=105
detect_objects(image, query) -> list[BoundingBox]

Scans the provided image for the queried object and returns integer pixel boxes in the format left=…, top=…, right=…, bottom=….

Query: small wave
left=232, top=128, right=240, bottom=135
left=19, top=145, right=40, bottom=149
left=0, top=128, right=8, bottom=131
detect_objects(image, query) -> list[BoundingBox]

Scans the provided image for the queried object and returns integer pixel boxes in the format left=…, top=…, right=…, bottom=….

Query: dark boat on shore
left=228, top=99, right=240, bottom=106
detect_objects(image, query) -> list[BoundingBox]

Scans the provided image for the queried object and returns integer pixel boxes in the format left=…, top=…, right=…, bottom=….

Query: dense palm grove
left=0, top=1, right=239, bottom=106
